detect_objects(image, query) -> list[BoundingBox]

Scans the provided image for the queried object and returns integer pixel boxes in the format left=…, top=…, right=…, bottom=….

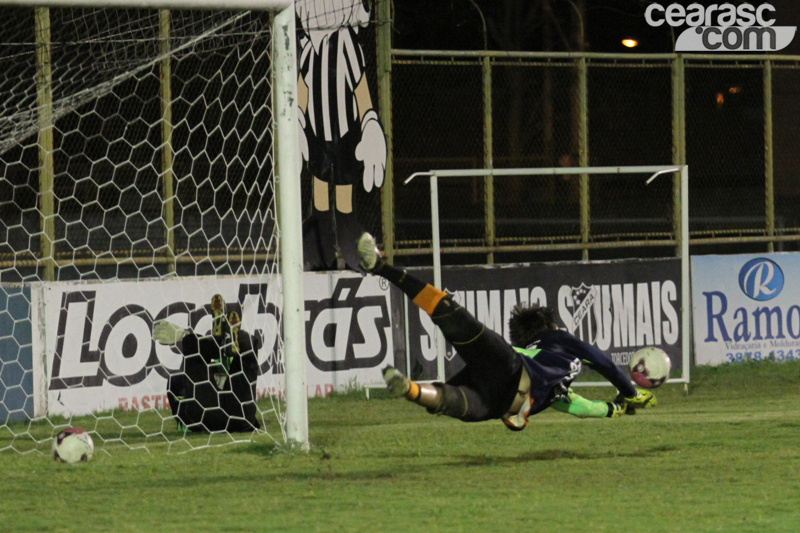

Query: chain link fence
left=388, top=51, right=800, bottom=264
left=0, top=9, right=279, bottom=282
left=768, top=62, right=800, bottom=243
left=4, top=14, right=800, bottom=277
left=0, top=8, right=388, bottom=281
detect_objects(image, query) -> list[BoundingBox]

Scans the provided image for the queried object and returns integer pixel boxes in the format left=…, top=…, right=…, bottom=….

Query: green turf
left=3, top=361, right=800, bottom=532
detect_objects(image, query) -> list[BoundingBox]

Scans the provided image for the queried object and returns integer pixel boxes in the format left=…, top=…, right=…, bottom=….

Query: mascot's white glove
left=153, top=320, right=187, bottom=346
left=298, top=107, right=309, bottom=168
left=355, top=109, right=386, bottom=193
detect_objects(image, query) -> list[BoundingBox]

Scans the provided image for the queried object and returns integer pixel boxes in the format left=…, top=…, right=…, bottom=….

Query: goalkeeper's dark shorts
left=430, top=302, right=524, bottom=422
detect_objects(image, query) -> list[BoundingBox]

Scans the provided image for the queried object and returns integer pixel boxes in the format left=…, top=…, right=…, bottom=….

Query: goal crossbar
left=3, top=0, right=292, bottom=10
left=405, top=165, right=691, bottom=389
left=405, top=165, right=681, bottom=183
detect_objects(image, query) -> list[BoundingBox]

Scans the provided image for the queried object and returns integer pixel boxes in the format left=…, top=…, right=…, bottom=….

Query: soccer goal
left=0, top=0, right=309, bottom=455
left=404, top=165, right=691, bottom=389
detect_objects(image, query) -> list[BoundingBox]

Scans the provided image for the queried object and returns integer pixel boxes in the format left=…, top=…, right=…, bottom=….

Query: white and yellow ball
left=629, top=347, right=671, bottom=389
left=52, top=428, right=94, bottom=464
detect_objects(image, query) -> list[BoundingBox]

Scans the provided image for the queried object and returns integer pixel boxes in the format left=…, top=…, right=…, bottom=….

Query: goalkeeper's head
left=508, top=303, right=558, bottom=349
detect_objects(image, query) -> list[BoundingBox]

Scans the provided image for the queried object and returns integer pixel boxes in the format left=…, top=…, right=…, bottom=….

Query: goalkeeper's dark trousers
left=167, top=374, right=259, bottom=433
left=373, top=262, right=522, bottom=422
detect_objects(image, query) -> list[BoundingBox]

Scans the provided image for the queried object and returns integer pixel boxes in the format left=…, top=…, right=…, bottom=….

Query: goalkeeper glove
left=153, top=320, right=187, bottom=345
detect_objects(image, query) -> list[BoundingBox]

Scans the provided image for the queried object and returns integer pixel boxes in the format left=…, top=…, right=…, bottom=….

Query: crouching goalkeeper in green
left=357, top=233, right=656, bottom=430
left=153, top=294, right=261, bottom=433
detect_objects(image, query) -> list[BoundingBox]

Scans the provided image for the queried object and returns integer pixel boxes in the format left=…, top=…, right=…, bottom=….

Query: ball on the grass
left=629, top=346, right=671, bottom=389
left=52, top=428, right=94, bottom=464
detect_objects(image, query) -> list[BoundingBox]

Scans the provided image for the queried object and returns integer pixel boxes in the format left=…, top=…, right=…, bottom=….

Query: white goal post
left=405, top=165, right=691, bottom=389
left=0, top=0, right=308, bottom=452
left=271, top=4, right=309, bottom=450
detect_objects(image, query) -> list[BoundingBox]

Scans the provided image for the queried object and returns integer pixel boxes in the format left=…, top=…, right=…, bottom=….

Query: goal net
left=0, top=2, right=305, bottom=455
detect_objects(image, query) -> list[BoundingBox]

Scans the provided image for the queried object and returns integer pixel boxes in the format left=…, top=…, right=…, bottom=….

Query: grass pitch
left=3, top=361, right=800, bottom=532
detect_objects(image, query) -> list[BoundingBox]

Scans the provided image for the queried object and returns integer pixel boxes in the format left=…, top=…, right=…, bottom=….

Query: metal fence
left=384, top=50, right=800, bottom=265
left=0, top=9, right=276, bottom=282
left=4, top=8, right=800, bottom=279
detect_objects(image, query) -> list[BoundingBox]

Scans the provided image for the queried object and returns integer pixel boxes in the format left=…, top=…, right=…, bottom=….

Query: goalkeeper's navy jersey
left=515, top=329, right=634, bottom=417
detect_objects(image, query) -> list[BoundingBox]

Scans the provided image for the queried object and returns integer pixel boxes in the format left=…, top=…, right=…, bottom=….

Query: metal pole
left=377, top=0, right=394, bottom=263
left=393, top=48, right=800, bottom=62
left=35, top=7, right=54, bottom=282
left=681, top=165, right=691, bottom=385
left=578, top=57, right=589, bottom=261
left=8, top=0, right=293, bottom=9
left=404, top=166, right=691, bottom=381
left=430, top=175, right=445, bottom=382
left=273, top=6, right=308, bottom=451
left=672, top=55, right=686, bottom=257
left=407, top=166, right=681, bottom=180
left=764, top=59, right=774, bottom=253
left=159, top=10, right=176, bottom=274
left=483, top=55, right=494, bottom=265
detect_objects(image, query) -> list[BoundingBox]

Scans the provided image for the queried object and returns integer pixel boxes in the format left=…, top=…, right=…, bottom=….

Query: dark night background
left=391, top=0, right=800, bottom=54
left=383, top=0, right=800, bottom=264
left=2, top=2, right=800, bottom=281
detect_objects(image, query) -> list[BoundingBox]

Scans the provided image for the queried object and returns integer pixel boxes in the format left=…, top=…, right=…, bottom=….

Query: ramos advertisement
left=692, top=253, right=800, bottom=366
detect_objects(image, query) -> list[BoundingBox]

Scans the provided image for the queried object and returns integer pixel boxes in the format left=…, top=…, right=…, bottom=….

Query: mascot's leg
left=303, top=175, right=338, bottom=270
left=332, top=161, right=368, bottom=272
left=335, top=211, right=367, bottom=271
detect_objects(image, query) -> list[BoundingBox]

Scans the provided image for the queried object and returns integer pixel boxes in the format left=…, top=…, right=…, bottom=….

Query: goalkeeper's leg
left=383, top=366, right=495, bottom=422
left=358, top=232, right=481, bottom=345
left=363, top=233, right=520, bottom=422
left=166, top=374, right=187, bottom=431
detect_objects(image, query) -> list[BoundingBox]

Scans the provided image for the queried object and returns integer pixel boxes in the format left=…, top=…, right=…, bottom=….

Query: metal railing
left=382, top=49, right=800, bottom=264
left=405, top=165, right=691, bottom=384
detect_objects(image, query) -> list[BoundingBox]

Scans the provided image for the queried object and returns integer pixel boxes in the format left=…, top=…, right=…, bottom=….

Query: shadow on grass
left=120, top=443, right=680, bottom=487
left=446, top=444, right=679, bottom=467
left=117, top=466, right=401, bottom=487
left=229, top=441, right=302, bottom=458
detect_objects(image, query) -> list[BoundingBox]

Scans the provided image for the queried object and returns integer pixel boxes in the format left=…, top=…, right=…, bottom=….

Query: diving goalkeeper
left=357, top=233, right=656, bottom=430
left=153, top=294, right=261, bottom=433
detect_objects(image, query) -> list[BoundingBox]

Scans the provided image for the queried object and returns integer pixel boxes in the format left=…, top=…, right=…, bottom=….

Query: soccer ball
left=629, top=347, right=671, bottom=389
left=52, top=428, right=94, bottom=464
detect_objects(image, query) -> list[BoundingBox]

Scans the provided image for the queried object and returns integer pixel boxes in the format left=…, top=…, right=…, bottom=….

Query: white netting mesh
left=0, top=7, right=287, bottom=454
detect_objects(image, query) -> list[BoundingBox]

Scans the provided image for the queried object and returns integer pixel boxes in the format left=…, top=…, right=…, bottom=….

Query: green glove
left=153, top=320, right=187, bottom=345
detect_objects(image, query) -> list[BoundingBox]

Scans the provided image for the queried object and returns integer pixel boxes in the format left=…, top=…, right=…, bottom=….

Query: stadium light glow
left=621, top=38, right=639, bottom=48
